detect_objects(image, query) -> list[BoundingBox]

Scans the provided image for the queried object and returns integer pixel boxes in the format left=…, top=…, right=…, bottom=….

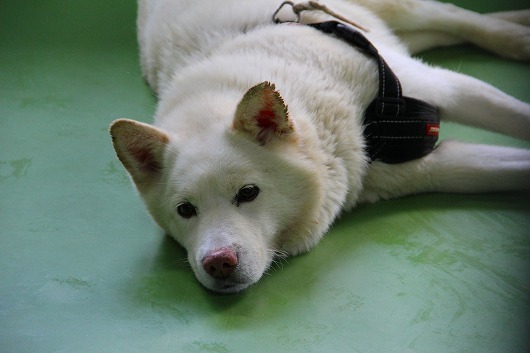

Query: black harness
left=278, top=18, right=440, bottom=163
left=307, top=21, right=439, bottom=163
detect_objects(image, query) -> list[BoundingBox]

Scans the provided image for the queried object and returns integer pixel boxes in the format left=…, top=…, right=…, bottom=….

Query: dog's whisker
left=267, top=249, right=290, bottom=272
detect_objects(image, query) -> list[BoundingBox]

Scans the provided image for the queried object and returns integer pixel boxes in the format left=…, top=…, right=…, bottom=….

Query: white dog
left=110, top=0, right=530, bottom=293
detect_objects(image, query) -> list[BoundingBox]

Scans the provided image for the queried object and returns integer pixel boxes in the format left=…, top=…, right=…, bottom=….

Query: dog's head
left=110, top=82, right=324, bottom=293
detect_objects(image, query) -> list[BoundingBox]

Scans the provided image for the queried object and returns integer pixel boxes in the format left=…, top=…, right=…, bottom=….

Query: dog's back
left=137, top=0, right=405, bottom=96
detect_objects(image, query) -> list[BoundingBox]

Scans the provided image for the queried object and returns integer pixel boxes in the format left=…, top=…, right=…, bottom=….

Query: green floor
left=1, top=1, right=529, bottom=352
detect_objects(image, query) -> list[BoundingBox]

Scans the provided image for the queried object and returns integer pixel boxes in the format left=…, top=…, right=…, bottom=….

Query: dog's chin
left=203, top=279, right=252, bottom=294
left=198, top=270, right=261, bottom=294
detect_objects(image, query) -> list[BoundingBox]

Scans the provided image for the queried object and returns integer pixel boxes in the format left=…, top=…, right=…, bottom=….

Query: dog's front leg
left=430, top=69, right=530, bottom=141
left=392, top=57, right=530, bottom=141
left=362, top=44, right=530, bottom=202
left=360, top=141, right=530, bottom=203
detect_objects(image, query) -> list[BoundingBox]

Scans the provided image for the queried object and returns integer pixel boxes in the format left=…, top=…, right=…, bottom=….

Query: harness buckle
left=272, top=1, right=300, bottom=24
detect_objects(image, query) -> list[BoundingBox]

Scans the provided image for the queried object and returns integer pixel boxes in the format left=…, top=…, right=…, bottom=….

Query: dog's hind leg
left=398, top=9, right=530, bottom=54
left=355, top=0, right=530, bottom=60
left=484, top=9, right=530, bottom=27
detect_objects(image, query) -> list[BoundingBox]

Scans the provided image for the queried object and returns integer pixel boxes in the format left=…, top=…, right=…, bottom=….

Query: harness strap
left=308, top=21, right=440, bottom=164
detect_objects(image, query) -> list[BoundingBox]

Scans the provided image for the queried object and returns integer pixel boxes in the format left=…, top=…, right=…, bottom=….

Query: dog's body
left=111, top=0, right=530, bottom=293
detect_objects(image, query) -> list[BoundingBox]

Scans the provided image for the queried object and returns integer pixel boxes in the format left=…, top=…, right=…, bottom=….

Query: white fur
left=111, top=0, right=530, bottom=292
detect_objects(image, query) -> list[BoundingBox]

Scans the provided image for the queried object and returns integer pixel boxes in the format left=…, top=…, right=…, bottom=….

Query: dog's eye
left=176, top=202, right=197, bottom=219
left=234, top=184, right=260, bottom=206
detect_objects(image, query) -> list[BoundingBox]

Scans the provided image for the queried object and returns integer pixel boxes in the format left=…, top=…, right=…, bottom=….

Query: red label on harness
left=426, top=124, right=440, bottom=136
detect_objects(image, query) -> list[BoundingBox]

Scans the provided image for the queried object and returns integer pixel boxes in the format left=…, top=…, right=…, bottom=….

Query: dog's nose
left=202, top=247, right=238, bottom=279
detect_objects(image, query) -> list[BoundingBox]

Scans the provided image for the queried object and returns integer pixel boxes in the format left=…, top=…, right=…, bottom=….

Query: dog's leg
left=394, top=57, right=530, bottom=141
left=399, top=10, right=530, bottom=54
left=355, top=0, right=530, bottom=60
left=360, top=50, right=530, bottom=201
left=360, top=141, right=530, bottom=202
left=487, top=9, right=530, bottom=27
left=397, top=31, right=463, bottom=54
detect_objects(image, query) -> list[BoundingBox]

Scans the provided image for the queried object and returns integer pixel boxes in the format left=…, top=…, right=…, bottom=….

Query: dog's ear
left=109, top=119, right=169, bottom=189
left=233, top=81, right=296, bottom=145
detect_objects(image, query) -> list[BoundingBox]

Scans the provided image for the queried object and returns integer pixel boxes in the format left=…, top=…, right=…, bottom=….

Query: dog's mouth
left=205, top=278, right=253, bottom=294
left=194, top=260, right=259, bottom=293
left=199, top=265, right=262, bottom=293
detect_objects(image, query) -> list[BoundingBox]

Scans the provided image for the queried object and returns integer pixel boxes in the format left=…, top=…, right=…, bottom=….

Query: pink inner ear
left=127, top=141, right=162, bottom=173
left=234, top=81, right=293, bottom=144
left=256, top=108, right=278, bottom=131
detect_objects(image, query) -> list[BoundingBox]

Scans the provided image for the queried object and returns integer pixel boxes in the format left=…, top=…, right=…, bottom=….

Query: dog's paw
left=490, top=9, right=530, bottom=27
left=488, top=22, right=530, bottom=61
left=504, top=26, right=530, bottom=61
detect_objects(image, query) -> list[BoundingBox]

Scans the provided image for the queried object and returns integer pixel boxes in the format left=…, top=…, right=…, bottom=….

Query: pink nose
left=202, top=247, right=238, bottom=279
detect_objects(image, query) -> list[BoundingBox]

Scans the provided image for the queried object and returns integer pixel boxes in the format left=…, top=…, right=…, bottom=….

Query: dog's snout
left=202, top=247, right=238, bottom=279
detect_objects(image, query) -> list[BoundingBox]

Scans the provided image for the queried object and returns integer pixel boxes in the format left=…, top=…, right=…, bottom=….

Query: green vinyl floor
left=1, top=1, right=529, bottom=352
